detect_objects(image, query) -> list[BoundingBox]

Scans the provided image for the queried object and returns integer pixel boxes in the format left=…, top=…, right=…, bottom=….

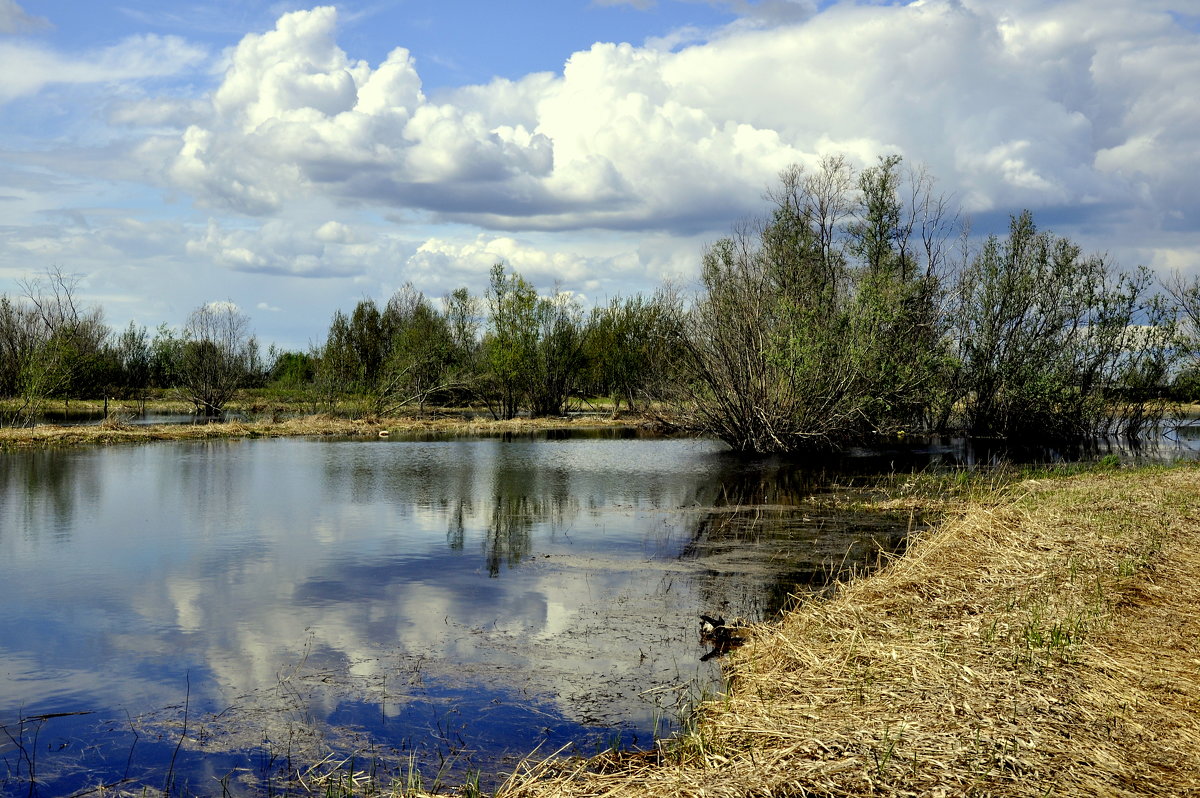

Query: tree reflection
left=483, top=462, right=577, bottom=576
left=0, top=448, right=104, bottom=543
left=680, top=454, right=920, bottom=619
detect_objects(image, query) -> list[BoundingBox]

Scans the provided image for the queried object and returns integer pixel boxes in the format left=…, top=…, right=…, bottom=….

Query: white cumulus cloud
left=185, top=216, right=418, bottom=279
left=161, top=1, right=1199, bottom=244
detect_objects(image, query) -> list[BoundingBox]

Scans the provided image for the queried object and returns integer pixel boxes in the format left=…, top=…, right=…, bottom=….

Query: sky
left=0, top=0, right=1198, bottom=351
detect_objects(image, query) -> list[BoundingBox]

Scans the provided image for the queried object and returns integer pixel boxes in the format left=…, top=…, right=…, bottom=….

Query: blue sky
left=1, top=0, right=1198, bottom=350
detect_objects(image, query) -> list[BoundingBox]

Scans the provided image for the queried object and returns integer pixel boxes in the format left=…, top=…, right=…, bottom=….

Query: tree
left=678, top=227, right=860, bottom=452
left=5, top=268, right=110, bottom=423
left=112, top=321, right=152, bottom=409
left=585, top=290, right=683, bottom=412
left=347, top=299, right=387, bottom=390
left=175, top=303, right=258, bottom=416
left=310, top=310, right=357, bottom=412
left=1166, top=272, right=1200, bottom=375
left=674, top=157, right=959, bottom=452
left=844, top=156, right=953, bottom=435
left=268, top=350, right=315, bottom=390
left=481, top=263, right=539, bottom=419
left=149, top=324, right=182, bottom=390
left=477, top=264, right=592, bottom=418
left=0, top=294, right=40, bottom=400
left=950, top=212, right=1175, bottom=439
left=374, top=284, right=458, bottom=415
left=441, top=286, right=482, bottom=404
left=525, top=288, right=588, bottom=417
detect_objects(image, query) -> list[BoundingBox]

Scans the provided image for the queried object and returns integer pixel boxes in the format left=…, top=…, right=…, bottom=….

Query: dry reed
left=0, top=413, right=644, bottom=448
left=499, top=465, right=1200, bottom=798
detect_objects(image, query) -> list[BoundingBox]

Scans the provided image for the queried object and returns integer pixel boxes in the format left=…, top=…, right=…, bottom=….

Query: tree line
left=0, top=271, right=267, bottom=424
left=4, top=155, right=1200, bottom=451
left=0, top=263, right=682, bottom=426
left=278, top=263, right=681, bottom=421
left=676, top=155, right=1194, bottom=451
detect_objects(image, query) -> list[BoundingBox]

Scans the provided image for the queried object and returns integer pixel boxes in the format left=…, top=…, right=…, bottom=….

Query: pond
left=0, top=427, right=1195, bottom=796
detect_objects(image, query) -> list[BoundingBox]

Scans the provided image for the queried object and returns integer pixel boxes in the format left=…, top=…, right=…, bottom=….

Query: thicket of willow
left=4, top=154, right=1200, bottom=450
left=675, top=155, right=1183, bottom=452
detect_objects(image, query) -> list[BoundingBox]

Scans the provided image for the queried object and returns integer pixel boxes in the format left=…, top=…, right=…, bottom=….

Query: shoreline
left=3, top=397, right=1197, bottom=452
left=0, top=412, right=655, bottom=449
left=497, top=464, right=1200, bottom=797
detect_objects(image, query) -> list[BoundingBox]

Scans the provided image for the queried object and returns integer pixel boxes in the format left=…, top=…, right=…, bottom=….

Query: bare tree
left=1164, top=272, right=1200, bottom=401
left=4, top=267, right=108, bottom=424
left=175, top=302, right=258, bottom=416
left=1166, top=272, right=1200, bottom=350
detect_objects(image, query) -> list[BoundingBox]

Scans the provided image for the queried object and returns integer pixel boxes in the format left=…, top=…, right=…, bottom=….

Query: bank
left=0, top=411, right=649, bottom=448
left=493, top=464, right=1200, bottom=797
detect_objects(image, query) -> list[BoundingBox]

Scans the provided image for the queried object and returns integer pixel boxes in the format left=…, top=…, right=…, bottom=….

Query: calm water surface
left=2, top=428, right=1195, bottom=796
left=0, top=432, right=921, bottom=796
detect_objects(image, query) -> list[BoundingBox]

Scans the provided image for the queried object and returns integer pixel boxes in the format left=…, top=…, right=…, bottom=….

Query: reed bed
left=0, top=413, right=642, bottom=448
left=499, top=465, right=1200, bottom=798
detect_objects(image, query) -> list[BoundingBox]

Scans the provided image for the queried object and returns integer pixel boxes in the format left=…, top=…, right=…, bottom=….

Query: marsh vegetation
left=6, top=157, right=1200, bottom=451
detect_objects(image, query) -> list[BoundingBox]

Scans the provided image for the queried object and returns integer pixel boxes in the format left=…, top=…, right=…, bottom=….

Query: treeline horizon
left=4, top=155, right=1200, bottom=452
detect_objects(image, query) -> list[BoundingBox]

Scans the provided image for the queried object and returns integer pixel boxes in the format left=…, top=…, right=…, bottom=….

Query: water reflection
left=0, top=437, right=733, bottom=794
left=0, top=448, right=104, bottom=543
left=2, top=431, right=1196, bottom=796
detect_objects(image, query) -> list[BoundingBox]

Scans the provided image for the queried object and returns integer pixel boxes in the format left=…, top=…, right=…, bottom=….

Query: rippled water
left=2, top=427, right=1195, bottom=796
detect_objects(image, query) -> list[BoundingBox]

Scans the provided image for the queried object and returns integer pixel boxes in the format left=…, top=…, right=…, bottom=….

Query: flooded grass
left=0, top=411, right=651, bottom=448
left=496, top=463, right=1200, bottom=797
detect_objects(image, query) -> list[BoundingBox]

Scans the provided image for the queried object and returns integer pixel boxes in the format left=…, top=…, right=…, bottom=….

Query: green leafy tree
left=477, top=264, right=592, bottom=418
left=0, top=295, right=36, bottom=399
left=442, top=286, right=482, bottom=403
left=149, top=323, right=181, bottom=389
left=951, top=211, right=1174, bottom=439
left=347, top=299, right=387, bottom=390
left=845, top=156, right=951, bottom=434
left=268, top=350, right=315, bottom=390
left=112, top=322, right=152, bottom=408
left=481, top=263, right=539, bottom=419
left=374, top=284, right=458, bottom=415
left=585, top=290, right=683, bottom=412
left=311, top=310, right=357, bottom=411
left=526, top=288, right=588, bottom=417
left=675, top=157, right=959, bottom=452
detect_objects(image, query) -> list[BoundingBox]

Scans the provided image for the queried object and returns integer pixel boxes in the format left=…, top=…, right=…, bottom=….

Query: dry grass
left=0, top=413, right=646, bottom=448
left=499, top=465, right=1200, bottom=798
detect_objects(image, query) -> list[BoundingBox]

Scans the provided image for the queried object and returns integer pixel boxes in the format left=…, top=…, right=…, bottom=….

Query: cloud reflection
left=0, top=433, right=919, bottom=791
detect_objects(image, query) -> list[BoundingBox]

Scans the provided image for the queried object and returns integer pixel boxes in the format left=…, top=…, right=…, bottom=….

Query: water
left=1, top=427, right=1195, bottom=796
